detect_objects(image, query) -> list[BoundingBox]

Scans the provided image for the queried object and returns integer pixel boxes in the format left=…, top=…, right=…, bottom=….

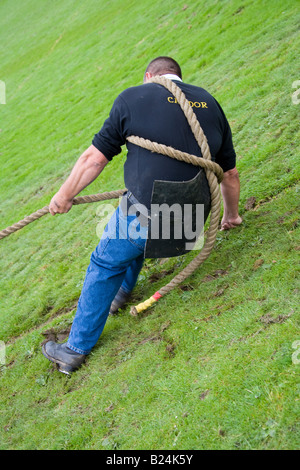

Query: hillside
left=0, top=0, right=299, bottom=450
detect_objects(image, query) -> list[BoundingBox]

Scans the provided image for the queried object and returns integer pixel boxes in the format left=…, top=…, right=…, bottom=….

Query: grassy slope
left=0, top=0, right=299, bottom=450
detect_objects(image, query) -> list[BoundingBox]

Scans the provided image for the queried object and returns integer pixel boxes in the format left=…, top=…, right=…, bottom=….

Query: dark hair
left=145, top=56, right=182, bottom=79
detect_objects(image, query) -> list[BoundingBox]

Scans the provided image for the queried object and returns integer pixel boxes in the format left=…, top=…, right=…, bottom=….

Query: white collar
left=162, top=73, right=182, bottom=82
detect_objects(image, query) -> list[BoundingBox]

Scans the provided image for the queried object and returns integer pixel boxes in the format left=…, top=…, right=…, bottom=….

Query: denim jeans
left=67, top=202, right=147, bottom=354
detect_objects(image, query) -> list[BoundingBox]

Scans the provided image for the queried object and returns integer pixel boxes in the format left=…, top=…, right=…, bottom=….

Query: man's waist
left=120, top=191, right=150, bottom=227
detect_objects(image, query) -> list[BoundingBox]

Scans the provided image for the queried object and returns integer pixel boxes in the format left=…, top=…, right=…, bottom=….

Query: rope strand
left=0, top=189, right=126, bottom=240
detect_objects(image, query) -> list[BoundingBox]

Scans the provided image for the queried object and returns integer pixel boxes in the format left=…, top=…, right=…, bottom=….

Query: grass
left=0, top=0, right=299, bottom=450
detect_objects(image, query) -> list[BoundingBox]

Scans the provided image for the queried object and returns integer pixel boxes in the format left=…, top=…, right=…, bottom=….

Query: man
left=42, top=57, right=242, bottom=374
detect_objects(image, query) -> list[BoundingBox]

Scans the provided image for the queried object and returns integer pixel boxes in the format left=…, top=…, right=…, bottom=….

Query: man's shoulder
left=119, top=83, right=150, bottom=99
left=120, top=81, right=213, bottom=98
left=117, top=81, right=217, bottom=110
left=180, top=81, right=215, bottom=99
left=116, top=83, right=166, bottom=109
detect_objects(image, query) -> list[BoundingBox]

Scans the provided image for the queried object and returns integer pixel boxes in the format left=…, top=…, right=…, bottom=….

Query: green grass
left=0, top=0, right=299, bottom=450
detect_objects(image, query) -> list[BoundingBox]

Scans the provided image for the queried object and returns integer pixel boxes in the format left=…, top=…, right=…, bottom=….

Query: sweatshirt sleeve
left=92, top=94, right=130, bottom=161
left=214, top=99, right=236, bottom=172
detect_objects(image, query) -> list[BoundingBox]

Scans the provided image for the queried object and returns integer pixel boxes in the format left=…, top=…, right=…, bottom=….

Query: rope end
left=130, top=306, right=138, bottom=316
left=130, top=292, right=162, bottom=316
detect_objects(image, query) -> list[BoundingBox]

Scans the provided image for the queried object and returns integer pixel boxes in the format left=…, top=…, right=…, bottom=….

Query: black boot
left=109, top=287, right=131, bottom=315
left=42, top=341, right=86, bottom=375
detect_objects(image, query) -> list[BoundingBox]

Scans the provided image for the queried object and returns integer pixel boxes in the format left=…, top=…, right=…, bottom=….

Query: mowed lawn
left=0, top=0, right=299, bottom=450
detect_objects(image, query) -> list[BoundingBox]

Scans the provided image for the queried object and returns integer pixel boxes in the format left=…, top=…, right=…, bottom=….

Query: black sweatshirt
left=92, top=79, right=236, bottom=209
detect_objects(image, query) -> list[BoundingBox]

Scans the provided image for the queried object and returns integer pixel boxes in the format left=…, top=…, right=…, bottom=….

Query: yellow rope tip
left=130, top=292, right=162, bottom=316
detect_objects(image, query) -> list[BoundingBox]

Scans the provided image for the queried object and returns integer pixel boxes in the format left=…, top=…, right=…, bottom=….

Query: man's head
left=144, top=56, right=182, bottom=83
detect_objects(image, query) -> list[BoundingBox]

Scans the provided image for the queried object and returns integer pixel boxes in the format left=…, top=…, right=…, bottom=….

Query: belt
left=120, top=191, right=150, bottom=227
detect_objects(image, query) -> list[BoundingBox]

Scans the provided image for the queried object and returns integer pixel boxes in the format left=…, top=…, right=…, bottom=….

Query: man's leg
left=121, top=255, right=145, bottom=293
left=67, top=206, right=146, bottom=354
left=42, top=206, right=146, bottom=372
left=109, top=254, right=144, bottom=315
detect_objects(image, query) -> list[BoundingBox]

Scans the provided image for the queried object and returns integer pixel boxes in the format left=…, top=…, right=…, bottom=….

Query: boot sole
left=42, top=344, right=75, bottom=375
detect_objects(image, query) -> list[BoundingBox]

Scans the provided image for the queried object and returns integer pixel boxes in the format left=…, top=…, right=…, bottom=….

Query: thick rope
left=128, top=76, right=223, bottom=315
left=126, top=136, right=223, bottom=184
left=0, top=189, right=126, bottom=240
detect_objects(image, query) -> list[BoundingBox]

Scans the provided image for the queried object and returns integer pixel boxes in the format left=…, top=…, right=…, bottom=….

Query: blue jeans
left=67, top=203, right=147, bottom=354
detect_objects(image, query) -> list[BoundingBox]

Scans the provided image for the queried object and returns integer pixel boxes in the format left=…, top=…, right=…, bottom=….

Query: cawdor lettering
left=167, top=96, right=207, bottom=108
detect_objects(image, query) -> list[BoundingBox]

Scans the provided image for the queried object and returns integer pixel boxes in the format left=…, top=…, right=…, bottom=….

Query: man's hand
left=220, top=214, right=242, bottom=231
left=49, top=192, right=73, bottom=216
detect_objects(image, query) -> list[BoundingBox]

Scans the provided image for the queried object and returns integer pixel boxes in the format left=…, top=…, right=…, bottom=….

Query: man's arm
left=49, top=145, right=109, bottom=215
left=220, top=166, right=242, bottom=230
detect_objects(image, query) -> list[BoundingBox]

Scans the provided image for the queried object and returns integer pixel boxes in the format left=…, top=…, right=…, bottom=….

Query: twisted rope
left=128, top=76, right=223, bottom=315
left=126, top=136, right=223, bottom=184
